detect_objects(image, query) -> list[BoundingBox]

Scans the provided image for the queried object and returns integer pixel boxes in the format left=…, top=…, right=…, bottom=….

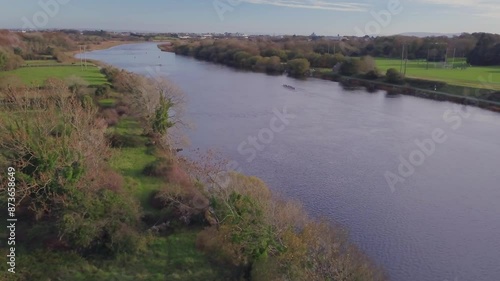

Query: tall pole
left=403, top=47, right=410, bottom=77
left=84, top=46, right=88, bottom=69
left=426, top=47, right=430, bottom=70
left=452, top=48, right=456, bottom=68
left=444, top=47, right=449, bottom=66
left=400, top=45, right=405, bottom=73
left=80, top=45, right=83, bottom=70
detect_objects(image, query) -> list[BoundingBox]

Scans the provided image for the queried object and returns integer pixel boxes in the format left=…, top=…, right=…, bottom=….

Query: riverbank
left=66, top=40, right=141, bottom=57
left=73, top=43, right=500, bottom=281
left=0, top=43, right=387, bottom=280
left=158, top=43, right=500, bottom=113
left=313, top=71, right=500, bottom=113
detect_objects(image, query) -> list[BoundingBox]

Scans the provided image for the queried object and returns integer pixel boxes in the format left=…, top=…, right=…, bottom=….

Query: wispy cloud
left=240, top=0, right=371, bottom=12
left=415, top=0, right=500, bottom=17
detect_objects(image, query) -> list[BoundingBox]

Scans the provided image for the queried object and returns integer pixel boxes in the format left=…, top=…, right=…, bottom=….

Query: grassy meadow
left=375, top=58, right=500, bottom=90
left=0, top=61, right=107, bottom=86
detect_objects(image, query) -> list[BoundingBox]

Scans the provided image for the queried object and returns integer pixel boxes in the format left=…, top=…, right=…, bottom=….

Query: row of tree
left=171, top=32, right=500, bottom=70
left=172, top=40, right=404, bottom=82
left=173, top=40, right=347, bottom=76
left=466, top=33, right=500, bottom=66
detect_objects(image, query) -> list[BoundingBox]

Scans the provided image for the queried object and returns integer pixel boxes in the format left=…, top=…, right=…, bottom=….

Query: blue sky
left=0, top=0, right=499, bottom=35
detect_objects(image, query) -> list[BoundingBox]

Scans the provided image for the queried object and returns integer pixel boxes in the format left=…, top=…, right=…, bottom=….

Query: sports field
left=375, top=58, right=500, bottom=90
left=0, top=64, right=107, bottom=86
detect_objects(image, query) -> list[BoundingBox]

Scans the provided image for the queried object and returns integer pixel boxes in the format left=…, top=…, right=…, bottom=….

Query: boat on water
left=283, top=84, right=296, bottom=90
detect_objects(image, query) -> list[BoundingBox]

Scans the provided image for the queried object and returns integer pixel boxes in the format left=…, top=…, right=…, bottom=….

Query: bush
left=115, top=105, right=130, bottom=116
left=100, top=108, right=119, bottom=126
left=59, top=188, right=144, bottom=255
left=385, top=68, right=404, bottom=84
left=339, top=58, right=361, bottom=76
left=364, top=69, right=381, bottom=80
left=107, top=132, right=144, bottom=148
left=95, top=85, right=110, bottom=97
left=97, top=169, right=124, bottom=192
left=286, top=58, right=310, bottom=77
left=143, top=157, right=173, bottom=178
left=153, top=183, right=209, bottom=225
left=0, top=50, right=24, bottom=71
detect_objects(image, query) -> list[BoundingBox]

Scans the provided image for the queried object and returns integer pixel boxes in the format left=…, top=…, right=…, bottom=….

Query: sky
left=0, top=0, right=499, bottom=36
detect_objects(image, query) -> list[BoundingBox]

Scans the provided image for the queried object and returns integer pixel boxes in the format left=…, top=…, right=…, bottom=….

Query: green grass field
left=0, top=64, right=107, bottom=86
left=23, top=59, right=60, bottom=66
left=375, top=58, right=500, bottom=90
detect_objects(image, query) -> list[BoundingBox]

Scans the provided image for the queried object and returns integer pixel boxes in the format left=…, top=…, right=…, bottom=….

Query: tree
left=359, top=55, right=377, bottom=73
left=386, top=68, right=404, bottom=84
left=0, top=51, right=6, bottom=70
left=339, top=58, right=361, bottom=76
left=286, top=58, right=310, bottom=77
left=152, top=94, right=175, bottom=135
left=467, top=33, right=500, bottom=66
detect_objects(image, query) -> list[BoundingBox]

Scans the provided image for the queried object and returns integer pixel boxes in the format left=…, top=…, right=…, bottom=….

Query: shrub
left=386, top=68, right=404, bottom=84
left=153, top=183, right=209, bottom=225
left=95, top=85, right=110, bottom=97
left=59, top=188, right=144, bottom=255
left=143, top=157, right=173, bottom=178
left=107, top=132, right=144, bottom=148
left=286, top=58, right=310, bottom=77
left=340, top=58, right=361, bottom=76
left=115, top=105, right=130, bottom=116
left=364, top=69, right=381, bottom=80
left=100, top=108, right=119, bottom=127
left=97, top=169, right=124, bottom=192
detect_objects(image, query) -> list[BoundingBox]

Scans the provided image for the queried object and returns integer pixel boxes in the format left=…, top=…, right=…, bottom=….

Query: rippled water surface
left=80, top=43, right=500, bottom=281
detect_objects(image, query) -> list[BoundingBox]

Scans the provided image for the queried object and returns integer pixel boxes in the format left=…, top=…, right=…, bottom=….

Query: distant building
left=324, top=35, right=347, bottom=41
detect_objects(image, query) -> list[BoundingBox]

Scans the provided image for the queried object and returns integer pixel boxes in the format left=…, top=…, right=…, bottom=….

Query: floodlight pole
left=400, top=45, right=405, bottom=73
left=426, top=48, right=430, bottom=70
left=404, top=46, right=408, bottom=77
left=81, top=45, right=85, bottom=70
left=84, top=46, right=87, bottom=69
left=444, top=47, right=449, bottom=65
left=452, top=48, right=456, bottom=68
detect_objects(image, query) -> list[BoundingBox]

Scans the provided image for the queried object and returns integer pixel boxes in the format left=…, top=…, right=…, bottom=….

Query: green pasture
left=0, top=64, right=106, bottom=86
left=375, top=58, right=500, bottom=90
left=23, top=59, right=60, bottom=66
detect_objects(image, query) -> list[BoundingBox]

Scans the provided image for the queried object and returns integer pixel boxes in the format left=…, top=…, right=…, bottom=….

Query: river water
left=79, top=43, right=500, bottom=281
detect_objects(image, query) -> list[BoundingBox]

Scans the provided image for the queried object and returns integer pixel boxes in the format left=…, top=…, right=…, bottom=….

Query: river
left=79, top=43, right=500, bottom=281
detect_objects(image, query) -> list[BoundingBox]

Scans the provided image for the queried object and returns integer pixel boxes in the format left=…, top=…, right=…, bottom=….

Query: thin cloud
left=415, top=0, right=500, bottom=17
left=240, top=0, right=371, bottom=12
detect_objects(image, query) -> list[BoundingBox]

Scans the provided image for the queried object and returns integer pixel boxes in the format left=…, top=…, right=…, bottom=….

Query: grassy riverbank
left=1, top=60, right=386, bottom=280
left=0, top=64, right=107, bottom=86
left=375, top=58, right=500, bottom=90
left=162, top=41, right=499, bottom=112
